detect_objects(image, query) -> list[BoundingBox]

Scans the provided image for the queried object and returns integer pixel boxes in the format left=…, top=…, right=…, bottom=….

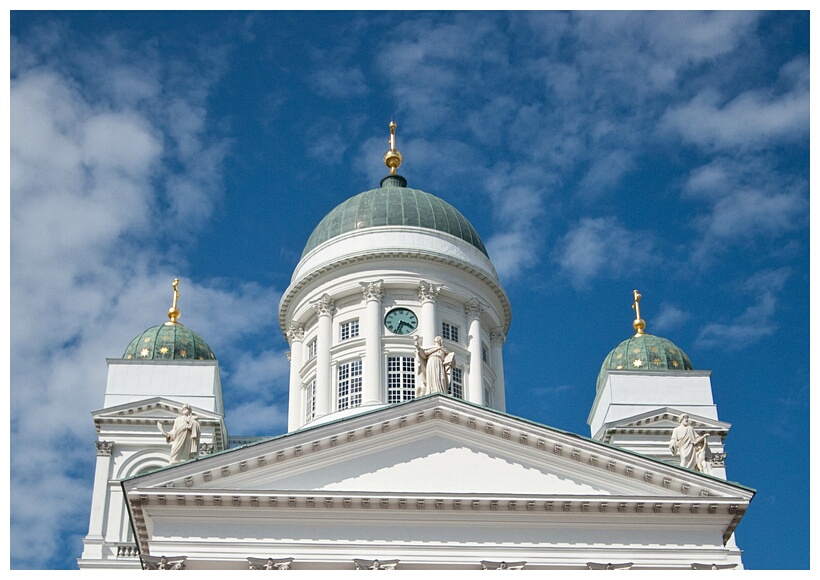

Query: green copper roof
left=302, top=175, right=488, bottom=258
left=123, top=323, right=216, bottom=361
left=596, top=333, right=693, bottom=391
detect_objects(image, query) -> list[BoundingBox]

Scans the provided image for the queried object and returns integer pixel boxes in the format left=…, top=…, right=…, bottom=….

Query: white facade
left=119, top=395, right=751, bottom=570
left=78, top=171, right=753, bottom=570
left=78, top=360, right=228, bottom=569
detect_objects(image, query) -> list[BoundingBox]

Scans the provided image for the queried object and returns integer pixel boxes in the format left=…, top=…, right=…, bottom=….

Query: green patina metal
left=122, top=323, right=216, bottom=361
left=596, top=333, right=693, bottom=391
left=302, top=176, right=488, bottom=258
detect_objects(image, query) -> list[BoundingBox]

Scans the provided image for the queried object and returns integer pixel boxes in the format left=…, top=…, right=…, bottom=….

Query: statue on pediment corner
left=669, top=414, right=708, bottom=472
left=157, top=403, right=201, bottom=464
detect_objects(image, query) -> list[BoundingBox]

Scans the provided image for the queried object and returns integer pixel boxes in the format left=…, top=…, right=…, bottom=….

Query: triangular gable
left=92, top=396, right=223, bottom=423
left=93, top=396, right=226, bottom=450
left=125, top=395, right=752, bottom=501
left=594, top=407, right=731, bottom=443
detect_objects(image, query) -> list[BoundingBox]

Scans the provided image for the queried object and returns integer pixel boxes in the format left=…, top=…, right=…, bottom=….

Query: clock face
left=384, top=307, right=418, bottom=335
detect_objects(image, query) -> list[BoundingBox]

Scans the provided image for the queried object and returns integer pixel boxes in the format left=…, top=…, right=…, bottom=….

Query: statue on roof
left=157, top=403, right=201, bottom=463
left=668, top=414, right=708, bottom=472
left=415, top=335, right=455, bottom=396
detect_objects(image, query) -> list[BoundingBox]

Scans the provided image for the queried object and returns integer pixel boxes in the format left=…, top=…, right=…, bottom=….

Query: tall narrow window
left=387, top=356, right=416, bottom=403
left=305, top=378, right=316, bottom=422
left=450, top=367, right=464, bottom=399
left=337, top=359, right=363, bottom=411
left=307, top=339, right=317, bottom=359
left=484, top=386, right=493, bottom=407
left=340, top=319, right=360, bottom=341
left=442, top=322, right=459, bottom=343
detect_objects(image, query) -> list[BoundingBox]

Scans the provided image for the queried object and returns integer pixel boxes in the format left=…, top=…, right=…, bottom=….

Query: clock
left=384, top=307, right=418, bottom=335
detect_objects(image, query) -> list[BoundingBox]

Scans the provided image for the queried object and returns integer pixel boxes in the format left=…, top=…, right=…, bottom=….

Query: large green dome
left=123, top=323, right=216, bottom=361
left=596, top=333, right=693, bottom=391
left=302, top=175, right=488, bottom=258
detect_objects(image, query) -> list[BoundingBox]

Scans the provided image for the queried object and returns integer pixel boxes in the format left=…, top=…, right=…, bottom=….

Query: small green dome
left=596, top=333, right=693, bottom=391
left=123, top=323, right=216, bottom=361
left=302, top=175, right=488, bottom=258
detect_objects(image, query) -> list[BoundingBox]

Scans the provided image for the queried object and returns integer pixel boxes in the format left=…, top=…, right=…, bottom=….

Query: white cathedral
left=78, top=124, right=753, bottom=570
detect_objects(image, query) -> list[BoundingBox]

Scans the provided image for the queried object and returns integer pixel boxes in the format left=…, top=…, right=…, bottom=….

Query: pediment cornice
left=124, top=396, right=751, bottom=499
left=594, top=408, right=731, bottom=443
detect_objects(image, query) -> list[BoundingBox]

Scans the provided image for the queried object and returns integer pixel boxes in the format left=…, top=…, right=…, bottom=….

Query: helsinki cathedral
left=78, top=123, right=753, bottom=570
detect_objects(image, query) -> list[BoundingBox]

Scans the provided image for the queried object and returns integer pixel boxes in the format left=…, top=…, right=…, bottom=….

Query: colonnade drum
left=278, top=177, right=511, bottom=432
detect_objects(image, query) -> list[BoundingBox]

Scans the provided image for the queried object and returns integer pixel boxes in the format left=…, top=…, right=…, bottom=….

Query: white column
left=86, top=441, right=114, bottom=540
left=490, top=328, right=506, bottom=412
left=311, top=294, right=335, bottom=419
left=418, top=280, right=440, bottom=344
left=286, top=322, right=305, bottom=431
left=418, top=281, right=441, bottom=394
left=466, top=298, right=484, bottom=406
left=361, top=280, right=384, bottom=406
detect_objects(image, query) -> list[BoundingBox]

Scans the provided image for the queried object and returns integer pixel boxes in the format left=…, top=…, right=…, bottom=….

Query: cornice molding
left=280, top=250, right=511, bottom=336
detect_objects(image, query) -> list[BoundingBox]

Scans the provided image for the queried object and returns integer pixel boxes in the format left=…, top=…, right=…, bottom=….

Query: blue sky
left=9, top=10, right=811, bottom=570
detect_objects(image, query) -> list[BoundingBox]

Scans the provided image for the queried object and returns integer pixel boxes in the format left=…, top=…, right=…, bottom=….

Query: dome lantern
left=122, top=279, right=216, bottom=361
left=596, top=290, right=693, bottom=391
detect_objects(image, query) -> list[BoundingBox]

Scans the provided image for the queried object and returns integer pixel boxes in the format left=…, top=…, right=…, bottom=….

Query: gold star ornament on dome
left=632, top=359, right=643, bottom=368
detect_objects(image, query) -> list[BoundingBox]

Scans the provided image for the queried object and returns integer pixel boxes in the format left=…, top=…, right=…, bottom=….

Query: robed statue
left=157, top=403, right=201, bottom=463
left=414, top=335, right=455, bottom=396
left=668, top=414, right=708, bottom=472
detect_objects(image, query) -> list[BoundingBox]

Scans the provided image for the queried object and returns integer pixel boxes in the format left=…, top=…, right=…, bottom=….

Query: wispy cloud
left=651, top=303, right=690, bottom=335
left=661, top=58, right=809, bottom=152
left=10, top=27, right=282, bottom=569
left=554, top=216, right=655, bottom=289
left=696, top=268, right=790, bottom=349
left=310, top=66, right=369, bottom=98
left=683, top=156, right=808, bottom=266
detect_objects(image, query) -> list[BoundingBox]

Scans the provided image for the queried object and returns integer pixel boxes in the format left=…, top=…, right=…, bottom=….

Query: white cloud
left=661, top=83, right=809, bottom=152
left=310, top=66, right=369, bottom=98
left=681, top=155, right=808, bottom=266
left=483, top=165, right=551, bottom=280
left=9, top=33, right=280, bottom=569
left=696, top=268, right=789, bottom=349
left=652, top=304, right=690, bottom=334
left=554, top=216, right=655, bottom=289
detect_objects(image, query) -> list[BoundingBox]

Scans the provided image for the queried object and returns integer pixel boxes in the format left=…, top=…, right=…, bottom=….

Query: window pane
left=387, top=356, right=416, bottom=404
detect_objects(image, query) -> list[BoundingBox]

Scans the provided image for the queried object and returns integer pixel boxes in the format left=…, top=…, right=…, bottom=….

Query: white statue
left=668, top=414, right=707, bottom=472
left=414, top=336, right=455, bottom=396
left=157, top=403, right=201, bottom=463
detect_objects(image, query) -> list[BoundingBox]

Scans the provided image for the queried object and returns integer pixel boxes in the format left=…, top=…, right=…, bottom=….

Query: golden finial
left=632, top=289, right=646, bottom=336
left=167, top=278, right=181, bottom=324
left=383, top=121, right=403, bottom=175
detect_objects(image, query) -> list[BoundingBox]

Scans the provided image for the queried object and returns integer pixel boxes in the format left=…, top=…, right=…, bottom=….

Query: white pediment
left=598, top=407, right=731, bottom=434
left=126, top=395, right=752, bottom=502
left=92, top=397, right=223, bottom=423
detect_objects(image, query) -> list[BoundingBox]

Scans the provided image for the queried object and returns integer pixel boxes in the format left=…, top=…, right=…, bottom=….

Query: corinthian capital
left=286, top=322, right=305, bottom=343
left=465, top=297, right=484, bottom=320
left=95, top=440, right=114, bottom=456
left=311, top=293, right=336, bottom=317
left=418, top=280, right=441, bottom=304
left=490, top=328, right=506, bottom=347
left=360, top=279, right=384, bottom=302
